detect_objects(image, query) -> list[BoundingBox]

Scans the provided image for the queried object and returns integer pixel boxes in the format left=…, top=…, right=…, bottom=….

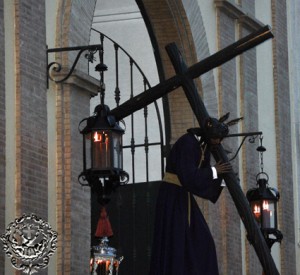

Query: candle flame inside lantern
left=253, top=204, right=261, bottom=214
left=94, top=132, right=107, bottom=143
left=262, top=200, right=269, bottom=210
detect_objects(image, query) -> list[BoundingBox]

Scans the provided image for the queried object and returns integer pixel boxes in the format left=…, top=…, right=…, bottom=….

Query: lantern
left=78, top=104, right=128, bottom=204
left=246, top=136, right=282, bottom=248
left=247, top=172, right=279, bottom=229
left=90, top=237, right=123, bottom=275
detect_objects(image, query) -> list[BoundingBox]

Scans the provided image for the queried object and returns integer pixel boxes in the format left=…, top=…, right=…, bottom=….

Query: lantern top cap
left=94, top=104, right=110, bottom=116
left=247, top=174, right=279, bottom=202
left=256, top=171, right=269, bottom=182
left=80, top=104, right=124, bottom=134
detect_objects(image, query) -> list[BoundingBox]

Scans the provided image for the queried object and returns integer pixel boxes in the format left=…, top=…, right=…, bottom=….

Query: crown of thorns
left=188, top=112, right=243, bottom=139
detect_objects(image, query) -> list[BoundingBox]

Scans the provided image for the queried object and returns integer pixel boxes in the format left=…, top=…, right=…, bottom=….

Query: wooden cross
left=110, top=25, right=278, bottom=275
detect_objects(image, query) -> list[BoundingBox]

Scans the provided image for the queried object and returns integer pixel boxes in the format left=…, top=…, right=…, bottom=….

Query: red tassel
left=95, top=207, right=113, bottom=238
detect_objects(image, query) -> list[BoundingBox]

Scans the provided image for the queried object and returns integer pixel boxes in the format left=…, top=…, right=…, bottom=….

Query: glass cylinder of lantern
left=90, top=130, right=123, bottom=173
left=246, top=173, right=279, bottom=231
left=92, top=130, right=110, bottom=170
left=249, top=198, right=276, bottom=229
left=90, top=237, right=123, bottom=275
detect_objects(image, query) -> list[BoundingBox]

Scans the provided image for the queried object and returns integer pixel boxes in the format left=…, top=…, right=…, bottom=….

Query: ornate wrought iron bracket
left=46, top=44, right=103, bottom=88
left=225, top=131, right=263, bottom=161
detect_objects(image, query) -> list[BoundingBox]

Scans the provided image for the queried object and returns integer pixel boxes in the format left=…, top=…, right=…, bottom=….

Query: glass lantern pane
left=250, top=200, right=261, bottom=226
left=92, top=131, right=111, bottom=169
left=85, top=132, right=92, bottom=170
left=261, top=200, right=275, bottom=229
left=112, top=132, right=123, bottom=170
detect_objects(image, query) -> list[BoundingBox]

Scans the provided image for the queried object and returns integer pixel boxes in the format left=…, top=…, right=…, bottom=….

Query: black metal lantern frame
left=78, top=103, right=129, bottom=204
left=78, top=104, right=128, bottom=182
left=246, top=136, right=283, bottom=249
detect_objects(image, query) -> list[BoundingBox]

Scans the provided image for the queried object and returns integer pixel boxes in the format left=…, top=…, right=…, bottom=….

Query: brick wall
left=240, top=0, right=255, bottom=15
left=14, top=0, right=47, bottom=220
left=70, top=85, right=93, bottom=273
left=0, top=0, right=5, bottom=273
left=53, top=1, right=97, bottom=274
left=54, top=81, right=94, bottom=274
left=216, top=9, right=271, bottom=273
left=272, top=0, right=296, bottom=274
left=0, top=1, right=49, bottom=274
left=239, top=25, right=261, bottom=275
left=182, top=0, right=219, bottom=117
left=217, top=11, right=244, bottom=275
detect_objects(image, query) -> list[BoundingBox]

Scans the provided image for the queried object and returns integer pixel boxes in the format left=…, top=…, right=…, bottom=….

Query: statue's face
left=204, top=117, right=229, bottom=139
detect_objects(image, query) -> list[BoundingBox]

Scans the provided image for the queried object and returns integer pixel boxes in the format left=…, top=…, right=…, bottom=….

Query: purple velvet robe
left=149, top=133, right=223, bottom=275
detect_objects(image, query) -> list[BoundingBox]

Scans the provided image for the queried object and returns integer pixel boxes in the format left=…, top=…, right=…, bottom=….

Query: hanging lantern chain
left=96, top=47, right=107, bottom=107
left=257, top=135, right=266, bottom=174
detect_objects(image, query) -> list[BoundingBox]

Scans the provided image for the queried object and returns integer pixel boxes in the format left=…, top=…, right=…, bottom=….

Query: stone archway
left=136, top=0, right=218, bottom=145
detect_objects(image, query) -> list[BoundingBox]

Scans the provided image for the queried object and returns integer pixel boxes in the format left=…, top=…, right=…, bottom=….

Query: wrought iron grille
left=89, top=29, right=165, bottom=183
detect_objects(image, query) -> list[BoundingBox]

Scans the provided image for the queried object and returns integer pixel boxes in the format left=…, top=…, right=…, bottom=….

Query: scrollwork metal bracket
left=46, top=44, right=103, bottom=88
left=225, top=131, right=263, bottom=161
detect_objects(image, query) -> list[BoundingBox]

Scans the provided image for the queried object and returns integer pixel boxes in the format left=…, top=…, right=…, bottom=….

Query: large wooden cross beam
left=165, top=43, right=278, bottom=275
left=110, top=25, right=278, bottom=275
